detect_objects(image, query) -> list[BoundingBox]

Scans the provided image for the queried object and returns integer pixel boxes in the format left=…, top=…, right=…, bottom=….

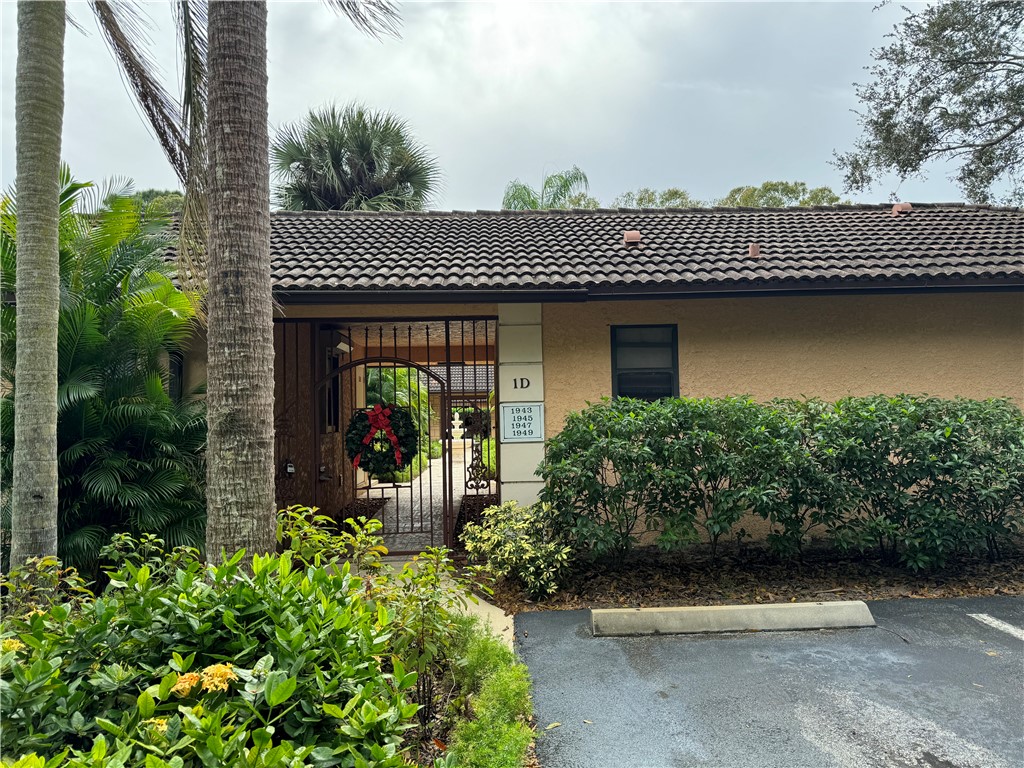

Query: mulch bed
left=486, top=542, right=1024, bottom=615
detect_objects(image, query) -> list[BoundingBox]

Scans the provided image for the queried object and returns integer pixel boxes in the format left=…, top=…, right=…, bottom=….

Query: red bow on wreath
left=352, top=404, right=403, bottom=469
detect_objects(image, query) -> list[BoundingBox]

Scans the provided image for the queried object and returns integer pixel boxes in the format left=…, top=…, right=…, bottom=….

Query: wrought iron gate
left=290, top=318, right=498, bottom=555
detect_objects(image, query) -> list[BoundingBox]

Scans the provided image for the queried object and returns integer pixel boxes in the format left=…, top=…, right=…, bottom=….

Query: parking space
left=516, top=597, right=1024, bottom=768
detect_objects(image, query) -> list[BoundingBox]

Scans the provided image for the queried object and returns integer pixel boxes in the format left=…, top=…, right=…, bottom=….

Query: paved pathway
left=367, top=444, right=495, bottom=553
left=517, top=597, right=1024, bottom=768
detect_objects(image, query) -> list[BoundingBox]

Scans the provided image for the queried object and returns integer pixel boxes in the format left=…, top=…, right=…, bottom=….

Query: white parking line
left=967, top=613, right=1024, bottom=642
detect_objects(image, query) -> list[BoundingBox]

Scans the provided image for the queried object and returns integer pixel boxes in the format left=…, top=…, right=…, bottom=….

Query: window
left=611, top=325, right=678, bottom=400
left=168, top=352, right=184, bottom=403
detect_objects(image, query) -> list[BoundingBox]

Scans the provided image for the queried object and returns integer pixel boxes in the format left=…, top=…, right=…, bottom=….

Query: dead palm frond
left=85, top=0, right=401, bottom=304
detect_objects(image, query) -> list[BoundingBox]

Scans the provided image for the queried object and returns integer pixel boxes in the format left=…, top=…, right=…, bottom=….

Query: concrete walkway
left=369, top=447, right=466, bottom=553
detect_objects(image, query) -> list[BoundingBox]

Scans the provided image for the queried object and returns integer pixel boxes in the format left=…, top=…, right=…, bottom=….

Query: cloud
left=1, top=1, right=964, bottom=209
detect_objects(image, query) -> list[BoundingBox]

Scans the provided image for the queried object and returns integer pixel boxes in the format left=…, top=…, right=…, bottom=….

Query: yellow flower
left=143, top=717, right=169, bottom=734
left=171, top=672, right=201, bottom=697
left=1, top=638, right=26, bottom=653
left=200, top=663, right=237, bottom=692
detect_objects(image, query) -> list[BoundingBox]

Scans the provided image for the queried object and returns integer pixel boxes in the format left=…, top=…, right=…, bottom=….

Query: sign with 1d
left=500, top=403, right=544, bottom=443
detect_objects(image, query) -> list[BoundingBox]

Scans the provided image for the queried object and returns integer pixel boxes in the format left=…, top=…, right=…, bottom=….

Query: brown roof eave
left=274, top=277, right=1024, bottom=305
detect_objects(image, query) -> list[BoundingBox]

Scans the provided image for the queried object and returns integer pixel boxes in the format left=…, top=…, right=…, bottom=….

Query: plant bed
left=1, top=510, right=534, bottom=768
left=484, top=541, right=1024, bottom=615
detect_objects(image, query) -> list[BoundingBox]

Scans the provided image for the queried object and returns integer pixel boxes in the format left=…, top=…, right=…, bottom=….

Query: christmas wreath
left=345, top=404, right=419, bottom=478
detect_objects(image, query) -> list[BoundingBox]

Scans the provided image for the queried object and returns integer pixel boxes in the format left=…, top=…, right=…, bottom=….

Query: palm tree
left=501, top=166, right=590, bottom=210
left=9, top=0, right=207, bottom=566
left=271, top=102, right=440, bottom=211
left=204, top=1, right=399, bottom=562
left=10, top=1, right=66, bottom=565
left=1, top=170, right=206, bottom=576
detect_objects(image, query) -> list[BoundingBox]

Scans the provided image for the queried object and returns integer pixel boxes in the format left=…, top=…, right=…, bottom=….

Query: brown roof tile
left=267, top=205, right=1024, bottom=297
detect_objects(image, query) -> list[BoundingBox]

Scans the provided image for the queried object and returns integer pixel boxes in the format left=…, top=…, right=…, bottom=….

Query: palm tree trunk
left=11, top=1, right=65, bottom=566
left=204, top=0, right=276, bottom=561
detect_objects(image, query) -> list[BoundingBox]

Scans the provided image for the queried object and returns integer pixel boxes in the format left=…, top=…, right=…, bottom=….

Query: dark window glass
left=168, top=352, right=184, bottom=403
left=611, top=324, right=678, bottom=400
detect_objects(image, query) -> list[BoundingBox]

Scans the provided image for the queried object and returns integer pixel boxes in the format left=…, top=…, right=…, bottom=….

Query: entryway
left=273, top=317, right=499, bottom=555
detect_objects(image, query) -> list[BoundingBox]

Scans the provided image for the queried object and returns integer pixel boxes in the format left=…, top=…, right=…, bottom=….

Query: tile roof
left=424, top=365, right=494, bottom=394
left=269, top=204, right=1024, bottom=297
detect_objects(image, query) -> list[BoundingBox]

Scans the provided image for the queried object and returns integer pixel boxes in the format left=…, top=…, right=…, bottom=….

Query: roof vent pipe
left=748, top=242, right=761, bottom=259
left=623, top=230, right=642, bottom=245
left=891, top=202, right=913, bottom=216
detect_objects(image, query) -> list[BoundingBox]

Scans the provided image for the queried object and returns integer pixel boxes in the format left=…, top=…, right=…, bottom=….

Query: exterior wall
left=178, top=291, right=1023, bottom=534
left=543, top=292, right=1024, bottom=436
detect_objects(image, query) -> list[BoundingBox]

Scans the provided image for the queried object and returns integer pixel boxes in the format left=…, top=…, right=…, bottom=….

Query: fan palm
left=271, top=102, right=441, bottom=211
left=1, top=169, right=206, bottom=576
left=501, top=166, right=590, bottom=210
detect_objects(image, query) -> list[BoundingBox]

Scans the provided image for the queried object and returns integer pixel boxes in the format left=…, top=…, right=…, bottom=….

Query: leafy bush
left=819, top=395, right=1024, bottom=569
left=657, top=397, right=791, bottom=558
left=941, top=398, right=1024, bottom=560
left=447, top=624, right=533, bottom=768
left=755, top=399, right=846, bottom=559
left=541, top=395, right=1024, bottom=571
left=540, top=398, right=687, bottom=557
left=1, top=536, right=419, bottom=765
left=480, top=437, right=497, bottom=476
left=462, top=501, right=573, bottom=598
left=0, top=169, right=206, bottom=576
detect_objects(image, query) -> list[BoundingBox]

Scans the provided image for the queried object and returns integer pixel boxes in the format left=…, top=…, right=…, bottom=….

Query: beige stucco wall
left=543, top=291, right=1024, bottom=435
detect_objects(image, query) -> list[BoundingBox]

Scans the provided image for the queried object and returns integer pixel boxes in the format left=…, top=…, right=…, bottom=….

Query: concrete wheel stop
left=590, top=600, right=876, bottom=637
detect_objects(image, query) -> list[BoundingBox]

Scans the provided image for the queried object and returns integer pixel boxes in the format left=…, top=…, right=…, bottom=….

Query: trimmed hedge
left=539, top=395, right=1024, bottom=570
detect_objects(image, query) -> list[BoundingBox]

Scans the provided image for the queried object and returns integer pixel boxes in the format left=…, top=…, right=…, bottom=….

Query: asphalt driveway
left=516, top=597, right=1024, bottom=768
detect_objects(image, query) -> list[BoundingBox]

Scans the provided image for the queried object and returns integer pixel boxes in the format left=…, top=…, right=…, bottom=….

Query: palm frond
left=501, top=180, right=540, bottom=210
left=172, top=0, right=209, bottom=304
left=322, top=0, right=401, bottom=40
left=90, top=2, right=189, bottom=182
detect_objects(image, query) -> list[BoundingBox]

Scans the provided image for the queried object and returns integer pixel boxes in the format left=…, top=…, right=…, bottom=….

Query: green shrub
left=480, top=437, right=497, bottom=476
left=657, top=397, right=790, bottom=558
left=1, top=534, right=418, bottom=765
left=430, top=439, right=444, bottom=459
left=941, top=398, right=1024, bottom=560
left=447, top=627, right=532, bottom=768
left=462, top=501, right=573, bottom=598
left=541, top=395, right=1024, bottom=570
left=540, top=398, right=687, bottom=557
left=753, top=399, right=846, bottom=559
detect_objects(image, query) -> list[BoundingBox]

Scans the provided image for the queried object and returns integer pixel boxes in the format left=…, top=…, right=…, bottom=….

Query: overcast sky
left=0, top=1, right=961, bottom=209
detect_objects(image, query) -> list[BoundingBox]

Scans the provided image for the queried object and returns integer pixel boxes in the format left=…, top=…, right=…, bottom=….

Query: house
left=181, top=203, right=1024, bottom=553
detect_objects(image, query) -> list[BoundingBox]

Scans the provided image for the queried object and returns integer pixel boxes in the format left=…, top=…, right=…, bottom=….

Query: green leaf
left=137, top=691, right=156, bottom=719
left=264, top=671, right=297, bottom=707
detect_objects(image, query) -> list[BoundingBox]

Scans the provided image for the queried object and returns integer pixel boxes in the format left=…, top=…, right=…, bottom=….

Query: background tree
left=612, top=187, right=702, bottom=208
left=272, top=103, right=440, bottom=211
left=501, top=166, right=590, bottom=210
left=108, top=188, right=185, bottom=217
left=11, top=0, right=66, bottom=565
left=717, top=181, right=844, bottom=207
left=1, top=171, right=205, bottom=575
left=835, top=1, right=1024, bottom=203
